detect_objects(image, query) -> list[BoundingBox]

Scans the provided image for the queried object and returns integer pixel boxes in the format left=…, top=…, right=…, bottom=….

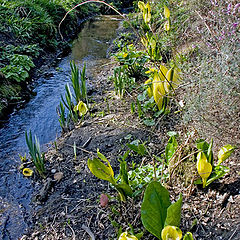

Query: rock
left=54, top=172, right=64, bottom=181
left=100, top=194, right=109, bottom=208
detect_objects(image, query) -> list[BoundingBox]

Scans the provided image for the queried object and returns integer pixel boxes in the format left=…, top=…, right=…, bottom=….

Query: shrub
left=180, top=0, right=240, bottom=146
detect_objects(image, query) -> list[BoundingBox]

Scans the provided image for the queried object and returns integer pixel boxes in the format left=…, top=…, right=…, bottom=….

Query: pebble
left=54, top=172, right=64, bottom=181
left=51, top=169, right=57, bottom=174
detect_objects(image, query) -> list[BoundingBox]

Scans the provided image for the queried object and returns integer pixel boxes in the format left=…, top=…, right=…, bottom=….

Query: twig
left=67, top=223, right=76, bottom=240
left=64, top=143, right=94, bottom=155
left=229, top=227, right=239, bottom=240
left=58, top=0, right=140, bottom=41
left=82, top=137, right=92, bottom=148
left=82, top=225, right=95, bottom=240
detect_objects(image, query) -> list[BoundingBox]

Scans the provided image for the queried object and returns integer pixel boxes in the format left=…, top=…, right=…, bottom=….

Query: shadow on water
left=0, top=15, right=120, bottom=239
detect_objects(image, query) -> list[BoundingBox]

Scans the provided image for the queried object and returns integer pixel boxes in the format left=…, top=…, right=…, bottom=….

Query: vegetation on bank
left=0, top=0, right=130, bottom=118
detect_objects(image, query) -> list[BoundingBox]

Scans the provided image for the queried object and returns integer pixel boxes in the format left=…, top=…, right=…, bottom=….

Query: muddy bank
left=21, top=58, right=240, bottom=240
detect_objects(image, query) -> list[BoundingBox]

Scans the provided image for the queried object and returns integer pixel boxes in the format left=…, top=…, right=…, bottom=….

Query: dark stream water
left=0, top=15, right=120, bottom=239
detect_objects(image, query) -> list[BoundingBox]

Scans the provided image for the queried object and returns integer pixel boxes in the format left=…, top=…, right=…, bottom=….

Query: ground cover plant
left=11, top=0, right=240, bottom=239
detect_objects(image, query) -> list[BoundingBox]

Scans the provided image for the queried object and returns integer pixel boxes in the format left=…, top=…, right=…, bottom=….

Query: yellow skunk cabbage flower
left=164, top=5, right=171, bottom=18
left=138, top=1, right=145, bottom=12
left=197, top=152, right=212, bottom=188
left=164, top=19, right=170, bottom=31
left=161, top=226, right=182, bottom=240
left=118, top=232, right=138, bottom=240
left=145, top=79, right=153, bottom=98
left=143, top=2, right=151, bottom=24
left=74, top=101, right=88, bottom=117
left=23, top=168, right=33, bottom=177
left=138, top=1, right=151, bottom=24
left=165, top=68, right=180, bottom=92
left=153, top=71, right=166, bottom=110
left=217, top=145, right=235, bottom=165
left=159, top=65, right=168, bottom=91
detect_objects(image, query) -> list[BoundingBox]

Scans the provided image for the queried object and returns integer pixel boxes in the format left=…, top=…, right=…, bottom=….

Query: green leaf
left=127, top=142, right=146, bottom=156
left=116, top=183, right=133, bottom=197
left=141, top=181, right=171, bottom=239
left=97, top=149, right=108, bottom=162
left=139, top=144, right=147, bottom=155
left=196, top=139, right=209, bottom=154
left=183, top=232, right=194, bottom=240
left=206, top=165, right=230, bottom=186
left=143, top=118, right=155, bottom=126
left=207, top=138, right=213, bottom=165
left=165, top=194, right=182, bottom=227
left=87, top=154, right=115, bottom=185
left=165, top=136, right=178, bottom=163
left=217, top=144, right=235, bottom=165
left=120, top=161, right=129, bottom=184
left=127, top=143, right=139, bottom=153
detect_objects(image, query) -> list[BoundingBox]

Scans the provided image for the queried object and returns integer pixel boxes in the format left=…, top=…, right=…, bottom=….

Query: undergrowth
left=179, top=0, right=240, bottom=146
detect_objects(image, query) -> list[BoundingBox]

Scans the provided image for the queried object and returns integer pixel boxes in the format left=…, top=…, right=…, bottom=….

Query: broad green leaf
left=164, top=5, right=170, bottom=18
left=116, top=183, right=133, bottom=197
left=87, top=156, right=115, bottom=185
left=127, top=143, right=139, bottom=153
left=161, top=226, right=182, bottom=240
left=141, top=181, right=171, bottom=239
left=143, top=118, right=155, bottom=126
left=183, top=232, right=194, bottom=240
left=206, top=165, right=230, bottom=186
left=165, top=194, right=182, bottom=227
left=217, top=144, right=235, bottom=165
left=196, top=139, right=209, bottom=154
left=165, top=136, right=178, bottom=163
left=139, top=144, right=147, bottom=156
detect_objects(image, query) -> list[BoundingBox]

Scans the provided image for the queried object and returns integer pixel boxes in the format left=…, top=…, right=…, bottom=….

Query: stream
left=0, top=15, right=120, bottom=239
